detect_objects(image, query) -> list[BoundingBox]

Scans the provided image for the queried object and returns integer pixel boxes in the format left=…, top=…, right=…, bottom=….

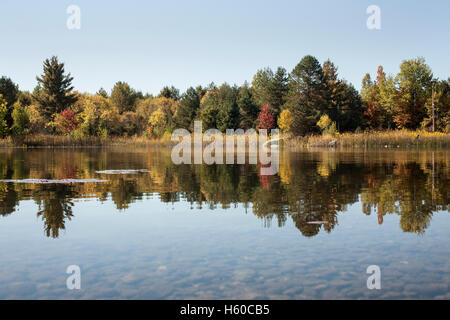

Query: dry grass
left=0, top=134, right=177, bottom=148
left=288, top=130, right=450, bottom=149
left=1, top=130, right=449, bottom=149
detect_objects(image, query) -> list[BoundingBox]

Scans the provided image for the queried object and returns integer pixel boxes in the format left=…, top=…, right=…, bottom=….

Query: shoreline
left=0, top=130, right=449, bottom=149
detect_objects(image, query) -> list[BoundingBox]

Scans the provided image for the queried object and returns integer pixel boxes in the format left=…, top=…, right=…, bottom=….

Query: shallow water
left=0, top=147, right=449, bottom=299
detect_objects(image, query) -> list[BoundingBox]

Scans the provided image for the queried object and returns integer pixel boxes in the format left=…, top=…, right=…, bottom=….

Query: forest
left=0, top=55, right=449, bottom=143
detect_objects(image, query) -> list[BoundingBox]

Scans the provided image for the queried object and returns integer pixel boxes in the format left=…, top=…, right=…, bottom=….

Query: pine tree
left=238, top=82, right=259, bottom=129
left=34, top=56, right=77, bottom=120
left=158, top=86, right=180, bottom=101
left=175, top=87, right=200, bottom=130
left=285, top=55, right=326, bottom=135
left=267, top=67, right=288, bottom=120
left=110, top=81, right=138, bottom=113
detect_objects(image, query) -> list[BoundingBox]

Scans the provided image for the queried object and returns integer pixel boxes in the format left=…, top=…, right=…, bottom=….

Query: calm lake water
left=0, top=147, right=449, bottom=299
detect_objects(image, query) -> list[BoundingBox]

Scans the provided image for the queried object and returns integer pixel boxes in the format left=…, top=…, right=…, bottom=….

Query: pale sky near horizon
left=1, top=0, right=449, bottom=95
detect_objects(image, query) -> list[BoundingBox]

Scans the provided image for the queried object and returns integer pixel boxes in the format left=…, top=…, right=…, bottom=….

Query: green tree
left=237, top=82, right=259, bottom=129
left=11, top=102, right=30, bottom=136
left=322, top=60, right=363, bottom=132
left=34, top=56, right=77, bottom=120
left=216, top=84, right=239, bottom=131
left=174, top=87, right=200, bottom=130
left=0, top=76, right=19, bottom=128
left=267, top=67, right=288, bottom=119
left=251, top=68, right=273, bottom=107
left=338, top=81, right=363, bottom=132
left=17, top=91, right=32, bottom=107
left=110, top=81, right=138, bottom=113
left=285, top=55, right=326, bottom=135
left=198, top=83, right=239, bottom=131
left=394, top=57, right=433, bottom=129
left=159, top=86, right=180, bottom=101
left=378, top=73, right=397, bottom=129
left=251, top=67, right=288, bottom=120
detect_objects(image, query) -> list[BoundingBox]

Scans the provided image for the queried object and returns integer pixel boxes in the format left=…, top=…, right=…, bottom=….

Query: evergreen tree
left=198, top=83, right=239, bottom=131
left=267, top=67, right=288, bottom=119
left=34, top=56, right=77, bottom=120
left=175, top=87, right=200, bottom=130
left=216, top=84, right=239, bottom=131
left=338, top=82, right=363, bottom=132
left=251, top=67, right=288, bottom=120
left=322, top=60, right=363, bottom=132
left=251, top=68, right=273, bottom=107
left=110, top=81, right=138, bottom=113
left=159, top=86, right=180, bottom=101
left=237, top=82, right=259, bottom=129
left=322, top=60, right=341, bottom=124
left=285, top=55, right=326, bottom=135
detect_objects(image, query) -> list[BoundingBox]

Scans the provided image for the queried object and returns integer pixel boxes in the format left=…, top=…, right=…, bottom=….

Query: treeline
left=0, top=55, right=448, bottom=139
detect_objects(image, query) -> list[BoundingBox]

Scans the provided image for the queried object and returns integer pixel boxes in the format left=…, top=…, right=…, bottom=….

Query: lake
left=0, top=147, right=449, bottom=299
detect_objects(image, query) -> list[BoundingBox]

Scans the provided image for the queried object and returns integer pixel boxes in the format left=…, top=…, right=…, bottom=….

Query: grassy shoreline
left=0, top=130, right=449, bottom=149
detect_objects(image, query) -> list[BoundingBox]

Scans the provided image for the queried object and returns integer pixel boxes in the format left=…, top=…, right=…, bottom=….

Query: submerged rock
left=95, top=169, right=150, bottom=174
left=0, top=179, right=108, bottom=184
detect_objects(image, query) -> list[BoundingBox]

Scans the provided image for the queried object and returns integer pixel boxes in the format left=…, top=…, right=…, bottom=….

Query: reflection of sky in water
left=0, top=197, right=449, bottom=299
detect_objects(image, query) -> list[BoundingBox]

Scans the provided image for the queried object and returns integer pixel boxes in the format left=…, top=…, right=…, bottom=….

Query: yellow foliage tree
left=277, top=109, right=293, bottom=133
left=149, top=109, right=167, bottom=137
left=317, top=114, right=336, bottom=134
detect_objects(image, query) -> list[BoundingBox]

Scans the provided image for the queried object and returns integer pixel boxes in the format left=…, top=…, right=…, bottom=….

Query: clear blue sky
left=1, top=0, right=449, bottom=95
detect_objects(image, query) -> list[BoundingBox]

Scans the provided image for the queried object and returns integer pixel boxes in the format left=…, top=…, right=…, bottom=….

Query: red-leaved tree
left=54, top=109, right=79, bottom=134
left=257, top=104, right=274, bottom=130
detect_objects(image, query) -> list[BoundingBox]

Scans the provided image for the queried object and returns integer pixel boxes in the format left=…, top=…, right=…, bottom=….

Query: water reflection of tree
left=361, top=161, right=447, bottom=234
left=0, top=183, right=18, bottom=216
left=110, top=178, right=141, bottom=210
left=34, top=184, right=76, bottom=238
left=0, top=148, right=448, bottom=238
